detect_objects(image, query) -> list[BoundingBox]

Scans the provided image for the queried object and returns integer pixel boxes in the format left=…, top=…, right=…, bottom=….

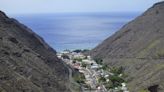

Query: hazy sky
left=0, top=0, right=162, bottom=14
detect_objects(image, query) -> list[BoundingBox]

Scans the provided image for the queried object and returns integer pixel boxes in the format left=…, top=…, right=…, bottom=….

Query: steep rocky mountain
left=90, top=1, right=164, bottom=92
left=0, top=11, right=71, bottom=92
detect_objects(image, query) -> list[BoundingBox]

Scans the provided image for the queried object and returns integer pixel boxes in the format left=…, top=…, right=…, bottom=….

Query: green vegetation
left=63, top=51, right=128, bottom=91
left=61, top=54, right=70, bottom=59
left=73, top=49, right=82, bottom=53
left=156, top=49, right=164, bottom=58
left=108, top=75, right=125, bottom=88
left=72, top=60, right=76, bottom=64
left=110, top=66, right=124, bottom=76
left=101, top=65, right=109, bottom=70
left=99, top=65, right=127, bottom=90
left=82, top=49, right=90, bottom=53
left=98, top=76, right=106, bottom=83
left=71, top=71, right=89, bottom=90
left=104, top=81, right=113, bottom=90
left=73, top=58, right=82, bottom=62
left=83, top=84, right=91, bottom=89
left=73, top=49, right=90, bottom=53
left=137, top=39, right=160, bottom=58
left=139, top=89, right=150, bottom=92
left=156, top=64, right=164, bottom=70
left=84, top=56, right=87, bottom=59
left=70, top=80, right=81, bottom=92
left=108, top=66, right=126, bottom=88
left=94, top=58, right=103, bottom=65
left=81, top=62, right=87, bottom=68
left=73, top=73, right=86, bottom=84
left=98, top=65, right=126, bottom=89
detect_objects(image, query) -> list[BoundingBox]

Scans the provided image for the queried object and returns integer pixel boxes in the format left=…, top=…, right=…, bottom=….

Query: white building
left=87, top=56, right=91, bottom=60
left=72, top=52, right=85, bottom=59
left=82, top=59, right=95, bottom=64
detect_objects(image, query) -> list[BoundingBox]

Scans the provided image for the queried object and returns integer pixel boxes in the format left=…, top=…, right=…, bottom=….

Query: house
left=72, top=52, right=85, bottom=59
left=87, top=56, right=91, bottom=60
left=62, top=50, right=70, bottom=54
left=57, top=53, right=62, bottom=58
left=72, top=63, right=81, bottom=69
left=104, top=74, right=109, bottom=78
left=90, top=63, right=102, bottom=69
left=82, top=59, right=95, bottom=64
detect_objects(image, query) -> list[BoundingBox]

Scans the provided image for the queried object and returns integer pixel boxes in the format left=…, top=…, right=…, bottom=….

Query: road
left=82, top=68, right=107, bottom=92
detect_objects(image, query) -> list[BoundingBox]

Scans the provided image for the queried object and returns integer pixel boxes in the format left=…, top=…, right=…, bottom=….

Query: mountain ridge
left=0, top=10, right=71, bottom=92
left=90, top=1, right=164, bottom=92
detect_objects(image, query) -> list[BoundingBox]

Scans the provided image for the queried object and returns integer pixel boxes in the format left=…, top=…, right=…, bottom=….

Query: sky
left=0, top=0, right=162, bottom=14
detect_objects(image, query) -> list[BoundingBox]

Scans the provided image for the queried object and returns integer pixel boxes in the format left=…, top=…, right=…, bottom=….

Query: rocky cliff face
left=0, top=11, right=71, bottom=92
left=90, top=2, right=164, bottom=92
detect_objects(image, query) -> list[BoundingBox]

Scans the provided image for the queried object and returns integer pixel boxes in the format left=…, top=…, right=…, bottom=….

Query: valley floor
left=57, top=50, right=129, bottom=92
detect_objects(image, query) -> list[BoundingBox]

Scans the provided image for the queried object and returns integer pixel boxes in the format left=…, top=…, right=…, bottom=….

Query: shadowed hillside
left=0, top=11, right=71, bottom=92
left=90, top=1, right=164, bottom=92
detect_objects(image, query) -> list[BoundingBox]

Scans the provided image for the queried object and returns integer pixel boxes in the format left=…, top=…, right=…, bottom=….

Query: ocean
left=13, top=12, right=139, bottom=52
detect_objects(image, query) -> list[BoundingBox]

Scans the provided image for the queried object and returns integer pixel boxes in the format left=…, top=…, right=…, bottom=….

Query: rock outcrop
left=90, top=1, right=164, bottom=92
left=0, top=11, right=71, bottom=92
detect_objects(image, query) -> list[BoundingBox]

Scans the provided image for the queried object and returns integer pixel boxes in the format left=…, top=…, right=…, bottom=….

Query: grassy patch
left=139, top=89, right=150, bottom=92
left=156, top=49, right=164, bottom=58
left=137, top=39, right=160, bottom=58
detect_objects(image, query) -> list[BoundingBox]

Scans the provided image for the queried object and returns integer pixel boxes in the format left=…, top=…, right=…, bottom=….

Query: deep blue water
left=13, top=13, right=139, bottom=51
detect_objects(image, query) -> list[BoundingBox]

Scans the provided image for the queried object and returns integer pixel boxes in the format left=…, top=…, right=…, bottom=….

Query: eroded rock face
left=90, top=1, right=164, bottom=92
left=0, top=11, right=71, bottom=92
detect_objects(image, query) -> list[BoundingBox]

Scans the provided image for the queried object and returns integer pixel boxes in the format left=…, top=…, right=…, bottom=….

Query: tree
left=81, top=62, right=87, bottom=68
left=111, top=66, right=124, bottom=75
left=101, top=65, right=108, bottom=70
left=73, top=49, right=82, bottom=53
left=94, top=58, right=103, bottom=65
left=109, top=75, right=125, bottom=87
left=73, top=58, right=82, bottom=62
left=61, top=54, right=70, bottom=59
left=73, top=73, right=86, bottom=84
left=72, top=60, right=76, bottom=64
left=98, top=77, right=106, bottom=83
